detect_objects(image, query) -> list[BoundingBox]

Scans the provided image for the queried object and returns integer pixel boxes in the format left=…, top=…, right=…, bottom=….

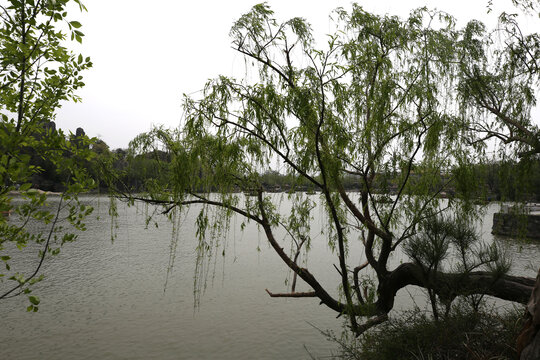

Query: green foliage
left=458, top=4, right=540, bottom=158
left=114, top=2, right=537, bottom=335
left=0, top=0, right=94, bottom=308
left=325, top=305, right=524, bottom=360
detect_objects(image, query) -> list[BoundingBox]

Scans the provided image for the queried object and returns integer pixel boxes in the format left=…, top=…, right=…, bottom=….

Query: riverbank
left=493, top=204, right=540, bottom=240
left=8, top=189, right=63, bottom=196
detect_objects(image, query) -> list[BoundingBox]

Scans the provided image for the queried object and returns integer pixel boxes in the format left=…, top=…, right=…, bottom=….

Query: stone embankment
left=492, top=204, right=540, bottom=239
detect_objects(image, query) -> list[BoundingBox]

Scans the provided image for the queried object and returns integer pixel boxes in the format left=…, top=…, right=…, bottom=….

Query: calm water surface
left=1, top=195, right=539, bottom=359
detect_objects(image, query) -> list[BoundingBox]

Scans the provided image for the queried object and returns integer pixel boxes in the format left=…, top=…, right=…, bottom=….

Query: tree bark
left=521, top=331, right=540, bottom=360
left=518, top=267, right=540, bottom=360
left=375, top=263, right=535, bottom=313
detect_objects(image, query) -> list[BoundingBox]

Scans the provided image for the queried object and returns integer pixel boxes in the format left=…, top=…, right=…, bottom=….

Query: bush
left=320, top=304, right=525, bottom=360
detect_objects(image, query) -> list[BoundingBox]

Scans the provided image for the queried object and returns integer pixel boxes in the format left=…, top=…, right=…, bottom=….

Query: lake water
left=1, top=195, right=539, bottom=359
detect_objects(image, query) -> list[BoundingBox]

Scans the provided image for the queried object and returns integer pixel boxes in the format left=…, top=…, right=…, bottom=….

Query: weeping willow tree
left=120, top=4, right=537, bottom=335
left=458, top=2, right=540, bottom=357
left=459, top=6, right=539, bottom=158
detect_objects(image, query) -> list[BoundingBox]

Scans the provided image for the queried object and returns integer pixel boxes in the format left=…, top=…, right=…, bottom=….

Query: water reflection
left=1, top=196, right=538, bottom=359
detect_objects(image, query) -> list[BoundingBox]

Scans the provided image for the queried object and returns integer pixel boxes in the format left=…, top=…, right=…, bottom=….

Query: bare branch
left=265, top=289, right=316, bottom=297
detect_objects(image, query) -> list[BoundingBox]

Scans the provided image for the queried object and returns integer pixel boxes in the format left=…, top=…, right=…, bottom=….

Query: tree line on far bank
left=27, top=124, right=540, bottom=203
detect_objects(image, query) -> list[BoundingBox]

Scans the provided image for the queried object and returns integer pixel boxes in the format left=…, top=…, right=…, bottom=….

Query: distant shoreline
left=8, top=189, right=63, bottom=196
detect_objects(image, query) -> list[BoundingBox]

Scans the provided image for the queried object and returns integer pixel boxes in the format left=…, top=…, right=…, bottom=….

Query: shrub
left=320, top=304, right=525, bottom=360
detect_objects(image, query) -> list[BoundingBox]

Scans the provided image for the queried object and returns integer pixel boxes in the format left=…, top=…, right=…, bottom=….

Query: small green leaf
left=19, top=183, right=32, bottom=191
left=29, top=295, right=40, bottom=305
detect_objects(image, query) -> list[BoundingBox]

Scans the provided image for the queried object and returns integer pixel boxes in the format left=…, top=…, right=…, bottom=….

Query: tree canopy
left=0, top=0, right=94, bottom=309
left=115, top=3, right=539, bottom=335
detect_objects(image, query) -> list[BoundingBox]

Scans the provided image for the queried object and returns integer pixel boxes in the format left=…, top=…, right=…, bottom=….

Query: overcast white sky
left=55, top=0, right=539, bottom=149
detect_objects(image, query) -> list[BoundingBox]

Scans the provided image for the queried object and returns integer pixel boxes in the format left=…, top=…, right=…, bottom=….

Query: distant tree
left=122, top=4, right=537, bottom=335
left=0, top=0, right=94, bottom=309
left=91, top=139, right=110, bottom=155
